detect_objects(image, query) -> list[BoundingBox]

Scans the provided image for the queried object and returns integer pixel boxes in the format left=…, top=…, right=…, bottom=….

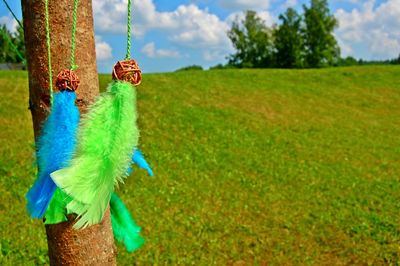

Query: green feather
left=110, top=193, right=144, bottom=252
left=45, top=191, right=145, bottom=253
left=51, top=81, right=139, bottom=229
left=45, top=192, right=144, bottom=252
left=44, top=188, right=70, bottom=224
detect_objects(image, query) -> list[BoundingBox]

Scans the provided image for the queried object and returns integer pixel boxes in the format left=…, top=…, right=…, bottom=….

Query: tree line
left=226, top=0, right=339, bottom=68
left=218, top=0, right=399, bottom=69
left=177, top=0, right=398, bottom=72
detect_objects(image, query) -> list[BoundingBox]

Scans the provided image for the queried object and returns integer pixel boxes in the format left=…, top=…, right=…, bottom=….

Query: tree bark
left=21, top=0, right=117, bottom=264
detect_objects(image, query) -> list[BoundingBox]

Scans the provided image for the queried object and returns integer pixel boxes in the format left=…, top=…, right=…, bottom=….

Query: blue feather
left=26, top=91, right=80, bottom=218
left=131, top=149, right=153, bottom=176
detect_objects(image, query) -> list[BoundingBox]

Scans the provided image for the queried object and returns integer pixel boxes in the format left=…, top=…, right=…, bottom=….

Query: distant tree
left=390, top=53, right=400, bottom=65
left=209, top=63, right=237, bottom=70
left=0, top=24, right=25, bottom=64
left=227, top=10, right=274, bottom=68
left=303, top=0, right=340, bottom=67
left=14, top=24, right=26, bottom=63
left=274, top=8, right=303, bottom=68
left=337, top=56, right=358, bottom=66
left=0, top=25, right=14, bottom=63
left=176, top=65, right=203, bottom=72
left=209, top=63, right=225, bottom=70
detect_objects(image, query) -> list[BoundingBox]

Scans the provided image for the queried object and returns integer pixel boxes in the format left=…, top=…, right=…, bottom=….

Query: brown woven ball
left=112, top=59, right=142, bottom=86
left=56, top=69, right=80, bottom=92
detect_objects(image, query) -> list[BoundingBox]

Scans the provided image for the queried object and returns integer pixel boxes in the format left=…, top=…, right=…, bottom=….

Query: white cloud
left=93, top=1, right=229, bottom=48
left=203, top=49, right=227, bottom=61
left=95, top=36, right=112, bottom=61
left=141, top=42, right=180, bottom=58
left=167, top=5, right=231, bottom=48
left=335, top=33, right=353, bottom=56
left=92, top=0, right=126, bottom=33
left=283, top=0, right=298, bottom=8
left=217, top=0, right=270, bottom=10
left=93, top=0, right=176, bottom=37
left=259, top=11, right=274, bottom=26
left=333, top=0, right=363, bottom=4
left=0, top=15, right=18, bottom=33
left=225, top=10, right=274, bottom=27
left=335, top=0, right=400, bottom=59
left=93, top=0, right=233, bottom=60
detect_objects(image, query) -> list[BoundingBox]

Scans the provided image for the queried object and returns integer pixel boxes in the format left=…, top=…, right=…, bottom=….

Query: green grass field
left=1, top=66, right=400, bottom=265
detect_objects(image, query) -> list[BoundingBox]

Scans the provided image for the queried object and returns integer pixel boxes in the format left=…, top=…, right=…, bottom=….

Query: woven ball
left=112, top=59, right=142, bottom=86
left=56, top=69, right=80, bottom=92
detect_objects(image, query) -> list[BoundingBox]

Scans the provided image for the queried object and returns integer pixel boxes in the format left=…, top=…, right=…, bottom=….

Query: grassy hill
left=1, top=66, right=399, bottom=265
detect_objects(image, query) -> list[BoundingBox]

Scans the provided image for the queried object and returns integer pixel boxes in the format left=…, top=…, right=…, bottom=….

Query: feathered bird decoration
left=51, top=61, right=141, bottom=229
left=110, top=193, right=144, bottom=252
left=26, top=87, right=80, bottom=218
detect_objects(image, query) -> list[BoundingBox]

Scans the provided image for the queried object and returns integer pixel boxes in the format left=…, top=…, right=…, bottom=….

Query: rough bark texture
left=21, top=0, right=117, bottom=264
left=45, top=210, right=116, bottom=265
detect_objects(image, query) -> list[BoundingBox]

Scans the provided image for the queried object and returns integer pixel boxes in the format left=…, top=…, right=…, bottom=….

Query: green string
left=70, top=0, right=79, bottom=70
left=44, top=0, right=53, bottom=105
left=0, top=28, right=26, bottom=64
left=1, top=0, right=23, bottom=30
left=125, top=0, right=132, bottom=59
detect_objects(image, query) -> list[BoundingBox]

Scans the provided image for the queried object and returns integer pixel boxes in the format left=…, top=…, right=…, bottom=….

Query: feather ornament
left=127, top=149, right=154, bottom=176
left=51, top=81, right=139, bottom=229
left=26, top=91, right=79, bottom=218
left=110, top=193, right=144, bottom=252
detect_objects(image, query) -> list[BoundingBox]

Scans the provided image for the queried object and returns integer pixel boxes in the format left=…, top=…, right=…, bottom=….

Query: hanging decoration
left=26, top=91, right=80, bottom=218
left=21, top=0, right=151, bottom=252
left=50, top=80, right=139, bottom=229
left=50, top=0, right=145, bottom=230
left=25, top=0, right=80, bottom=218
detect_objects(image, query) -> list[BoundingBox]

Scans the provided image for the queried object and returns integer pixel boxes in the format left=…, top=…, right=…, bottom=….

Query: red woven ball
left=56, top=69, right=80, bottom=91
left=112, top=59, right=142, bottom=86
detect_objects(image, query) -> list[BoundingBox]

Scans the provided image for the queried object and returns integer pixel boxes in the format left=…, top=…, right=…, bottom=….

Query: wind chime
left=26, top=0, right=152, bottom=252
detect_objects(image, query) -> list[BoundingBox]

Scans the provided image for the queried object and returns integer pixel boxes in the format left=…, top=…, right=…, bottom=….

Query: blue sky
left=1, top=0, right=399, bottom=73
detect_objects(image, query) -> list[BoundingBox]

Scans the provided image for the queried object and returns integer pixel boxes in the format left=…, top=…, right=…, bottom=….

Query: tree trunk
left=21, top=0, right=117, bottom=264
